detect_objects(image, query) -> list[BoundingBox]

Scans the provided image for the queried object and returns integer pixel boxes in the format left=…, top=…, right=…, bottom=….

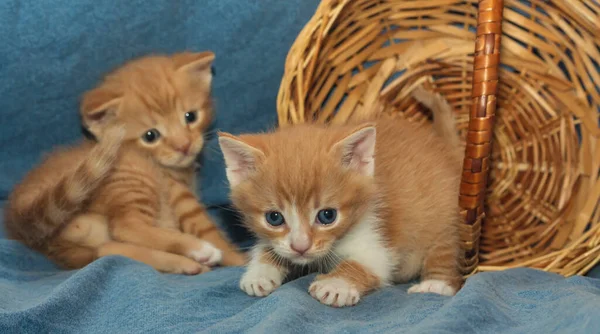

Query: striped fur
left=4, top=127, right=123, bottom=250
left=220, top=89, right=463, bottom=306
left=4, top=52, right=246, bottom=274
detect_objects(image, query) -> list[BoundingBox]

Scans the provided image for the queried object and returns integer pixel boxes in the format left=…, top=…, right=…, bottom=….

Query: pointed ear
left=80, top=87, right=122, bottom=137
left=218, top=133, right=265, bottom=188
left=173, top=51, right=215, bottom=87
left=331, top=124, right=376, bottom=176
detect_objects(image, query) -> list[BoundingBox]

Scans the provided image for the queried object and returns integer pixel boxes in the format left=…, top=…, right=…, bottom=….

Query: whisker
left=212, top=205, right=241, bottom=214
left=329, top=251, right=361, bottom=281
left=237, top=245, right=255, bottom=251
left=203, top=129, right=218, bottom=136
left=203, top=145, right=223, bottom=157
left=273, top=250, right=286, bottom=271
left=318, top=256, right=323, bottom=274
left=325, top=252, right=338, bottom=273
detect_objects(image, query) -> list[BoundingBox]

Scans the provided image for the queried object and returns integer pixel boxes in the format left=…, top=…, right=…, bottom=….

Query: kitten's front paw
left=309, top=277, right=360, bottom=307
left=189, top=242, right=223, bottom=266
left=240, top=266, right=283, bottom=297
left=161, top=256, right=211, bottom=275
left=407, top=279, right=456, bottom=296
left=179, top=261, right=211, bottom=275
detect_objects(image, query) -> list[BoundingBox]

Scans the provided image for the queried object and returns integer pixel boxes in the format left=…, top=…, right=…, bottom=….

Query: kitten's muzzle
left=174, top=141, right=191, bottom=155
left=291, top=239, right=312, bottom=255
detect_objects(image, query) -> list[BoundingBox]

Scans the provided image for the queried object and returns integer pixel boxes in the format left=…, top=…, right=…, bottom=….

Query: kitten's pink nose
left=291, top=240, right=312, bottom=255
left=175, top=141, right=191, bottom=155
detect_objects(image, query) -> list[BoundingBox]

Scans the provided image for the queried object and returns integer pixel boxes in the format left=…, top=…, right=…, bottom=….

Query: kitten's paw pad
left=181, top=262, right=210, bottom=275
left=309, top=277, right=360, bottom=307
left=189, top=242, right=222, bottom=266
left=408, top=279, right=456, bottom=296
left=240, top=269, right=283, bottom=297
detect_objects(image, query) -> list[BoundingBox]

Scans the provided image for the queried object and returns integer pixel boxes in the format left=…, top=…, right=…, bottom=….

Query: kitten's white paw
left=407, top=279, right=456, bottom=296
left=309, top=277, right=360, bottom=307
left=189, top=242, right=222, bottom=266
left=240, top=264, right=283, bottom=297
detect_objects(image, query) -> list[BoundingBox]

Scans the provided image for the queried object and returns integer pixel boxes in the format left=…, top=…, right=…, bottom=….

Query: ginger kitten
left=219, top=89, right=463, bottom=306
left=4, top=52, right=245, bottom=274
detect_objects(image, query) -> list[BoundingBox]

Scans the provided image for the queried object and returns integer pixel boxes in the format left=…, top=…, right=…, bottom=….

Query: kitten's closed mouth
left=291, top=258, right=312, bottom=265
left=288, top=253, right=320, bottom=266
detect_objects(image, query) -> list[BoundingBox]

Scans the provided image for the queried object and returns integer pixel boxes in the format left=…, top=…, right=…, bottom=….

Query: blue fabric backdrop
left=0, top=0, right=318, bottom=210
left=2, top=1, right=600, bottom=333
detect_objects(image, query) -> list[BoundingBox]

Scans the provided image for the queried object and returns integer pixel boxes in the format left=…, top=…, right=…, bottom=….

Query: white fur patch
left=286, top=205, right=303, bottom=238
left=334, top=213, right=392, bottom=283
left=240, top=246, right=287, bottom=297
left=285, top=205, right=312, bottom=253
left=309, top=277, right=360, bottom=307
left=188, top=242, right=222, bottom=266
left=407, top=279, right=456, bottom=296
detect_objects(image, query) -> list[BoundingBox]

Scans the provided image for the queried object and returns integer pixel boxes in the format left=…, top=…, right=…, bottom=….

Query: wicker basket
left=277, top=0, right=600, bottom=276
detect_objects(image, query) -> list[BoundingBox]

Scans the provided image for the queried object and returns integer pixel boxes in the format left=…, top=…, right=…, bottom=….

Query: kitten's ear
left=218, top=133, right=265, bottom=188
left=173, top=51, right=215, bottom=87
left=80, top=87, right=122, bottom=137
left=331, top=124, right=377, bottom=176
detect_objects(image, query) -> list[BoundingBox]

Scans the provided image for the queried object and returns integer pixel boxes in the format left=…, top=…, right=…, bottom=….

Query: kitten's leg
left=47, top=243, right=96, bottom=269
left=240, top=245, right=289, bottom=297
left=407, top=241, right=463, bottom=296
left=170, top=185, right=246, bottom=266
left=309, top=221, right=392, bottom=307
left=105, top=178, right=222, bottom=266
left=49, top=214, right=207, bottom=274
left=109, top=212, right=222, bottom=266
left=97, top=242, right=209, bottom=275
left=47, top=213, right=111, bottom=269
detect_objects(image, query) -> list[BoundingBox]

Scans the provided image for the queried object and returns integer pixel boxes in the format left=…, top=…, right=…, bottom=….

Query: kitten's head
left=80, top=51, right=215, bottom=168
left=219, top=124, right=377, bottom=265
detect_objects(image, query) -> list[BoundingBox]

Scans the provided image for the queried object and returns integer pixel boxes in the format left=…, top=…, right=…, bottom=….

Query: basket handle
left=459, top=0, right=504, bottom=272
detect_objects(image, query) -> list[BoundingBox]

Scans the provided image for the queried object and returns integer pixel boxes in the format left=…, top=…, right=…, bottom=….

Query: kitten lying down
left=4, top=52, right=245, bottom=273
left=219, top=89, right=464, bottom=307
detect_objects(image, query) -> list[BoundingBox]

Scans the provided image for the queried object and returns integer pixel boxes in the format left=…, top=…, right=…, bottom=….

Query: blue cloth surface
left=2, top=210, right=600, bottom=333
left=3, top=1, right=600, bottom=333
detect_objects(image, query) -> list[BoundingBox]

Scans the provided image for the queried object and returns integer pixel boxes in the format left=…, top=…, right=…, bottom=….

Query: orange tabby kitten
left=218, top=89, right=463, bottom=306
left=5, top=52, right=245, bottom=274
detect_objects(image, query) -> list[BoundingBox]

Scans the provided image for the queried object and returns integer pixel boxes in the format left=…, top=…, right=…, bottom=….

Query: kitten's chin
left=281, top=252, right=325, bottom=266
left=288, top=256, right=314, bottom=266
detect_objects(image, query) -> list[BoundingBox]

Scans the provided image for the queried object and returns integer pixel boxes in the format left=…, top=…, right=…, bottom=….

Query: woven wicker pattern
left=459, top=0, right=503, bottom=275
left=277, top=0, right=600, bottom=275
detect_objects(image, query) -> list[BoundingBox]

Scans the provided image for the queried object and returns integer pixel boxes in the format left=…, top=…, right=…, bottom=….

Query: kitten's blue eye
left=317, top=209, right=337, bottom=225
left=265, top=211, right=285, bottom=226
left=185, top=111, right=198, bottom=124
left=142, top=129, right=161, bottom=143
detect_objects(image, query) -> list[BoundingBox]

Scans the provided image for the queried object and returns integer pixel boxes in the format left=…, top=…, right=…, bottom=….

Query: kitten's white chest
left=332, top=214, right=393, bottom=283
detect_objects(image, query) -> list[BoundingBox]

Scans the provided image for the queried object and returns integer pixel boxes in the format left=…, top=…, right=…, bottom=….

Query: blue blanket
left=2, top=215, right=600, bottom=333
left=3, top=0, right=600, bottom=333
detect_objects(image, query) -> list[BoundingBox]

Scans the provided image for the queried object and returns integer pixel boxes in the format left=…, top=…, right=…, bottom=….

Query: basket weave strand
left=277, top=0, right=600, bottom=276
